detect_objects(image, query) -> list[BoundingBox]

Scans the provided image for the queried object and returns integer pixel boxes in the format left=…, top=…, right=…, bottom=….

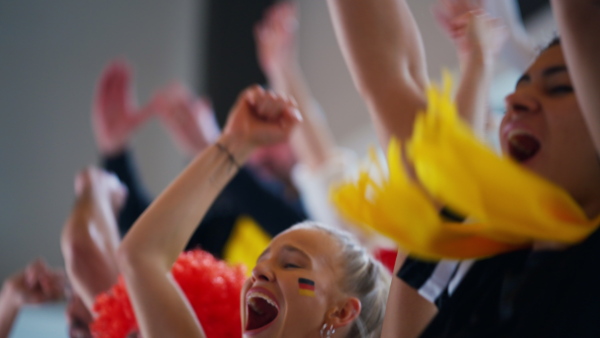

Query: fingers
left=73, top=166, right=98, bottom=196
left=147, top=84, right=176, bottom=115
left=113, top=62, right=131, bottom=109
left=156, top=82, right=194, bottom=115
left=243, top=84, right=266, bottom=108
left=152, top=81, right=221, bottom=155
left=97, top=62, right=121, bottom=102
left=255, top=5, right=300, bottom=79
left=434, top=0, right=505, bottom=53
left=269, top=1, right=298, bottom=32
left=141, top=82, right=193, bottom=129
left=262, top=2, right=297, bottom=36
left=467, top=11, right=506, bottom=38
left=74, top=167, right=91, bottom=197
left=224, top=84, right=301, bottom=148
left=103, top=170, right=127, bottom=201
left=265, top=1, right=296, bottom=23
left=433, top=0, right=483, bottom=29
left=22, top=259, right=65, bottom=303
left=132, top=80, right=178, bottom=128
left=244, top=86, right=297, bottom=122
left=432, top=4, right=451, bottom=31
left=74, top=166, right=127, bottom=206
left=132, top=103, right=156, bottom=126
left=37, top=267, right=65, bottom=301
left=93, top=59, right=143, bottom=155
left=253, top=91, right=302, bottom=138
left=160, top=90, right=209, bottom=131
left=97, top=61, right=131, bottom=112
left=255, top=91, right=281, bottom=120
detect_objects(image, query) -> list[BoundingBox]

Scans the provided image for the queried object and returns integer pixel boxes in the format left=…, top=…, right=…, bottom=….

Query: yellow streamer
left=332, top=72, right=600, bottom=260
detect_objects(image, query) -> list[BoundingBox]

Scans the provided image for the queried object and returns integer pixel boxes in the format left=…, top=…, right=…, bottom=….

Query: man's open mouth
left=507, top=130, right=541, bottom=163
left=245, top=289, right=280, bottom=333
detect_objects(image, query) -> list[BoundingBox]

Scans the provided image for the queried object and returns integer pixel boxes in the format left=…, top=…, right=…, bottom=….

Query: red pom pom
left=91, top=250, right=246, bottom=337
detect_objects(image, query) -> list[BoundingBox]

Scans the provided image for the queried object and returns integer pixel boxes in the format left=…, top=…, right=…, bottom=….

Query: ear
left=328, top=297, right=362, bottom=329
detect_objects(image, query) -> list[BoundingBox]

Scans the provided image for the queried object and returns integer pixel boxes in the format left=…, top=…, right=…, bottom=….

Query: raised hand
left=433, top=0, right=506, bottom=135
left=152, top=82, right=220, bottom=157
left=433, top=0, right=506, bottom=62
left=74, top=166, right=128, bottom=216
left=114, top=85, right=301, bottom=338
left=222, top=85, right=301, bottom=158
left=2, top=259, right=65, bottom=308
left=0, top=261, right=64, bottom=338
left=63, top=167, right=125, bottom=311
left=92, top=61, right=153, bottom=156
left=254, top=2, right=299, bottom=79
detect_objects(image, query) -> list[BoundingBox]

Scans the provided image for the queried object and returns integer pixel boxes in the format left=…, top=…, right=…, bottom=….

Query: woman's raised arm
left=116, top=86, right=301, bottom=338
left=326, top=0, right=429, bottom=145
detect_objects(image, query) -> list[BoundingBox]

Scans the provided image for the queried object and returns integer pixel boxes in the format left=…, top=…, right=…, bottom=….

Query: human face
left=500, top=45, right=600, bottom=214
left=241, top=227, right=343, bottom=337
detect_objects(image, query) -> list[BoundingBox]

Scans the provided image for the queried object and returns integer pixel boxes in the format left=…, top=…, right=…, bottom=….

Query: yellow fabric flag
left=332, top=73, right=600, bottom=260
left=223, top=216, right=271, bottom=275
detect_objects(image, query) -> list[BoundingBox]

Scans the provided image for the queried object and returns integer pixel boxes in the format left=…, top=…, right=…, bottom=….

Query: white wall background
left=0, top=0, right=556, bottom=283
left=0, top=0, right=204, bottom=280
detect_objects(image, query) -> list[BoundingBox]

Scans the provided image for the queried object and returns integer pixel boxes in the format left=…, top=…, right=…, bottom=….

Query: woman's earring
left=320, top=323, right=336, bottom=338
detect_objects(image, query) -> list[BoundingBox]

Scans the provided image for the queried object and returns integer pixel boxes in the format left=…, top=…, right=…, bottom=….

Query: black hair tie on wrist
left=215, top=142, right=241, bottom=169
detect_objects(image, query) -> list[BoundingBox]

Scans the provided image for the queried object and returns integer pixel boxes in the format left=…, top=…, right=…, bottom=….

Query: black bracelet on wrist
left=215, top=142, right=241, bottom=169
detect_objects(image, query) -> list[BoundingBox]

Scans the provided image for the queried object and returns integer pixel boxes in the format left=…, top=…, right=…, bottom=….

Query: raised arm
left=0, top=260, right=64, bottom=338
left=93, top=60, right=155, bottom=234
left=153, top=83, right=221, bottom=159
left=92, top=61, right=153, bottom=157
left=116, top=86, right=301, bottom=338
left=485, top=0, right=537, bottom=70
left=255, top=2, right=336, bottom=171
left=61, top=168, right=125, bottom=311
left=551, top=0, right=600, bottom=154
left=327, top=0, right=428, bottom=145
left=434, top=0, right=507, bottom=135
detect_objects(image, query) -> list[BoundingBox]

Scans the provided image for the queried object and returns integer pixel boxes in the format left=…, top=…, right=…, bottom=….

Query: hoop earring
left=320, top=323, right=336, bottom=338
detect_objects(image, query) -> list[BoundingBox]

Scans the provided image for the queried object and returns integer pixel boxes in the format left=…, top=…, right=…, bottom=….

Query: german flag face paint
left=298, top=278, right=315, bottom=297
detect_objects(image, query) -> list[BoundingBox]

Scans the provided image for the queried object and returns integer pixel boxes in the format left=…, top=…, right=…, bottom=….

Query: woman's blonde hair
left=289, top=222, right=391, bottom=338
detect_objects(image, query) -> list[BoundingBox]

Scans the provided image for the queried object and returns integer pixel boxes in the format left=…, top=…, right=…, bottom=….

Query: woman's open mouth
left=244, top=288, right=280, bottom=335
left=507, top=130, right=541, bottom=163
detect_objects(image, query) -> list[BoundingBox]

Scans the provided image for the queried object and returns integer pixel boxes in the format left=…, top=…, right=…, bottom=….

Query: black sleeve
left=102, top=150, right=152, bottom=237
left=102, top=152, right=307, bottom=256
